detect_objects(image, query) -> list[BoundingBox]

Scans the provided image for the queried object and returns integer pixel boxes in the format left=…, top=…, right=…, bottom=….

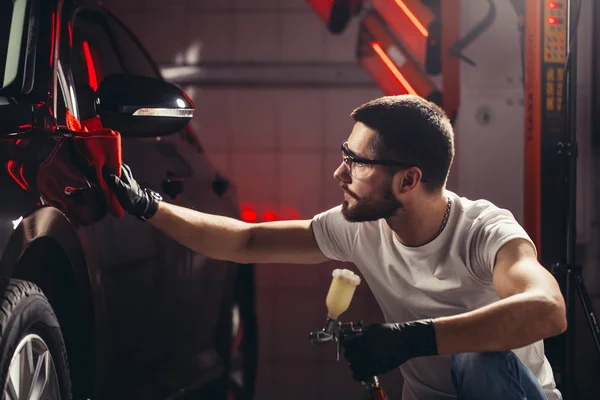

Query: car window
left=71, top=9, right=158, bottom=120
left=1, top=0, right=28, bottom=89
left=105, top=15, right=159, bottom=78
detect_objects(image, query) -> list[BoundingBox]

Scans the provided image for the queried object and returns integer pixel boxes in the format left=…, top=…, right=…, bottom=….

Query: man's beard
left=341, top=187, right=402, bottom=222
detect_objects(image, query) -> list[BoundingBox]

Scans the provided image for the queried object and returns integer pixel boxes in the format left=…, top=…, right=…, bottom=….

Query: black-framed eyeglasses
left=341, top=141, right=426, bottom=181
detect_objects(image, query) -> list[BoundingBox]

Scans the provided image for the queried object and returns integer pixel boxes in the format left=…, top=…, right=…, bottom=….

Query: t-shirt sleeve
left=311, top=205, right=359, bottom=262
left=468, top=207, right=537, bottom=283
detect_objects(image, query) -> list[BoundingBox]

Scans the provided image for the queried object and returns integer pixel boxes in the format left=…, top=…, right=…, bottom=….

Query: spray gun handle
left=339, top=321, right=383, bottom=391
left=310, top=319, right=385, bottom=396
left=339, top=320, right=364, bottom=340
left=337, top=320, right=364, bottom=363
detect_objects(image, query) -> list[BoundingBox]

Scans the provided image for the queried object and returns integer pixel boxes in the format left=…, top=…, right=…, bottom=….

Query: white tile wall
left=231, top=152, right=277, bottom=206
left=456, top=92, right=526, bottom=222
left=323, top=152, right=345, bottom=208
left=279, top=153, right=323, bottom=218
left=186, top=13, right=236, bottom=62
left=103, top=0, right=140, bottom=14
left=279, top=0, right=310, bottom=12
left=324, top=18, right=362, bottom=63
left=233, top=13, right=281, bottom=61
left=232, top=0, right=281, bottom=10
left=204, top=152, right=231, bottom=178
left=187, top=87, right=234, bottom=153
left=231, top=90, right=278, bottom=151
left=134, top=11, right=189, bottom=64
left=324, top=88, right=383, bottom=151
left=268, top=361, right=322, bottom=400
left=186, top=0, right=234, bottom=11
left=272, top=290, right=326, bottom=361
left=276, top=89, right=326, bottom=151
left=274, top=263, right=323, bottom=290
left=143, top=0, right=185, bottom=11
left=281, top=13, right=328, bottom=61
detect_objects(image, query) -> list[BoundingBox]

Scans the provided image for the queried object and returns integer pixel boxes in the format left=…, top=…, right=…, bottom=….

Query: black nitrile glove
left=102, top=163, right=162, bottom=221
left=342, top=319, right=438, bottom=382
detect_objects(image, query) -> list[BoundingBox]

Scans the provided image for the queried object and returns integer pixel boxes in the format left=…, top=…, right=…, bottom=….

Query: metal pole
left=563, top=0, right=577, bottom=397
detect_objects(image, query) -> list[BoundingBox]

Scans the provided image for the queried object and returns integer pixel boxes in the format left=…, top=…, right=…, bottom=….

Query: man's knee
left=451, top=351, right=547, bottom=400
left=451, top=351, right=513, bottom=379
left=451, top=352, right=516, bottom=395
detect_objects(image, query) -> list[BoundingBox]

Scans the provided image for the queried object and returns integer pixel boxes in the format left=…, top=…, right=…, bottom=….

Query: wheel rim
left=228, top=304, right=244, bottom=399
left=4, top=334, right=60, bottom=400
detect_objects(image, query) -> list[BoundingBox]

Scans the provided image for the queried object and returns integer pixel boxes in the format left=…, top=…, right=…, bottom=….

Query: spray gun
left=309, top=269, right=388, bottom=400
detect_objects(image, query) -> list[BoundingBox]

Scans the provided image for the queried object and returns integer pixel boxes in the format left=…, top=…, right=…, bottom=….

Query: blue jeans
left=451, top=351, right=547, bottom=400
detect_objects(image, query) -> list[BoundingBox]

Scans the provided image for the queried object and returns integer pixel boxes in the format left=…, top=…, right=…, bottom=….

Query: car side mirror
left=96, top=74, right=195, bottom=137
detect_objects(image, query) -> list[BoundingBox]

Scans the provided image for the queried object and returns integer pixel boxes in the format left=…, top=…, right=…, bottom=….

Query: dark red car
left=0, top=0, right=257, bottom=398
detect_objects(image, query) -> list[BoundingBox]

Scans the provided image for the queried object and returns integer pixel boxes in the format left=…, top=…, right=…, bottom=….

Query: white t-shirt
left=311, top=190, right=561, bottom=400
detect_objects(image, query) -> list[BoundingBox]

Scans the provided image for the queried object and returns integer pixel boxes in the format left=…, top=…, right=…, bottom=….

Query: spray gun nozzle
left=309, top=329, right=334, bottom=345
left=309, top=317, right=339, bottom=345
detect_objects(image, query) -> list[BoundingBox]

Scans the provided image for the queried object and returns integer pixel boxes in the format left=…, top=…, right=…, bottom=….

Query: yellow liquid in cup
left=326, top=269, right=361, bottom=319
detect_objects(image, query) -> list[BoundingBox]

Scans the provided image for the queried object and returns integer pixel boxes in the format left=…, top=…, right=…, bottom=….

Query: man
left=103, top=95, right=565, bottom=400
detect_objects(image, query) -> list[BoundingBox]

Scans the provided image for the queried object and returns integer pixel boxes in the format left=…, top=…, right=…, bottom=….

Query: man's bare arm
left=433, top=238, right=567, bottom=354
left=150, top=201, right=329, bottom=265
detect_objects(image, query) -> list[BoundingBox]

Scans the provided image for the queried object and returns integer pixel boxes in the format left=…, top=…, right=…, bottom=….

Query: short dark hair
left=350, top=95, right=455, bottom=193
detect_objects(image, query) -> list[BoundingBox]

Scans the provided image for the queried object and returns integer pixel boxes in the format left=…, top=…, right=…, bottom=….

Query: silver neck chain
left=437, top=198, right=451, bottom=237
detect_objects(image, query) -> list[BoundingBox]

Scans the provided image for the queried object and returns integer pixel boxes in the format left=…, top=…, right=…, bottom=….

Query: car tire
left=0, top=279, right=72, bottom=400
left=226, top=265, right=258, bottom=400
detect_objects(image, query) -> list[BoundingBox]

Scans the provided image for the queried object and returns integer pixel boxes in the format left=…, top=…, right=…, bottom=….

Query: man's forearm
left=149, top=201, right=251, bottom=263
left=434, top=292, right=566, bottom=355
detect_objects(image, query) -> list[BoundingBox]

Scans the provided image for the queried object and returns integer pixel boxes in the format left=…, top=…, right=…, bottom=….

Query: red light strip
left=49, top=11, right=56, bottom=66
left=68, top=22, right=73, bottom=47
left=7, top=161, right=28, bottom=190
left=371, top=42, right=418, bottom=96
left=393, top=0, right=429, bottom=37
left=18, top=166, right=28, bottom=189
left=82, top=41, right=99, bottom=91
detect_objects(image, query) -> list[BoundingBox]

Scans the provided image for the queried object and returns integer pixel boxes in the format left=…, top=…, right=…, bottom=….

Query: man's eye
left=354, top=162, right=366, bottom=168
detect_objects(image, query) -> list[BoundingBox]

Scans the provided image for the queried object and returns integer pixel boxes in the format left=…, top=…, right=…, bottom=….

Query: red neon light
left=393, top=0, right=429, bottom=37
left=548, top=16, right=558, bottom=25
left=240, top=204, right=300, bottom=222
left=241, top=209, right=258, bottom=223
left=262, top=211, right=277, bottom=222
left=283, top=208, right=300, bottom=220
left=82, top=41, right=99, bottom=91
left=18, top=166, right=28, bottom=189
left=7, top=161, right=28, bottom=191
left=68, top=22, right=73, bottom=47
left=548, top=1, right=558, bottom=9
left=49, top=11, right=56, bottom=66
left=370, top=42, right=418, bottom=96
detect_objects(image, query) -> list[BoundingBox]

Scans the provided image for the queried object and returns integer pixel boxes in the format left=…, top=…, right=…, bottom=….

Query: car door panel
left=68, top=8, right=238, bottom=394
left=65, top=10, right=222, bottom=390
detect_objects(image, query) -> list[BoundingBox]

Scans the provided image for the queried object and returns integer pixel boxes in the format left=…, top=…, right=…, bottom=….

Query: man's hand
left=102, top=163, right=162, bottom=221
left=342, top=319, right=438, bottom=382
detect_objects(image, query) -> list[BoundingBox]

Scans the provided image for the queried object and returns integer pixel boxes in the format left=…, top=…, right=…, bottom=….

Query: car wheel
left=227, top=266, right=258, bottom=400
left=0, top=280, right=71, bottom=400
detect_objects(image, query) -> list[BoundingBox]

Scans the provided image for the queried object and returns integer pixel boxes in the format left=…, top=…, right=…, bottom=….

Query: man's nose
left=333, top=162, right=351, bottom=183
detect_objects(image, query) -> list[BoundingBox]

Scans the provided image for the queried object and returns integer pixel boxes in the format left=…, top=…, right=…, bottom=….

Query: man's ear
left=392, top=167, right=422, bottom=194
